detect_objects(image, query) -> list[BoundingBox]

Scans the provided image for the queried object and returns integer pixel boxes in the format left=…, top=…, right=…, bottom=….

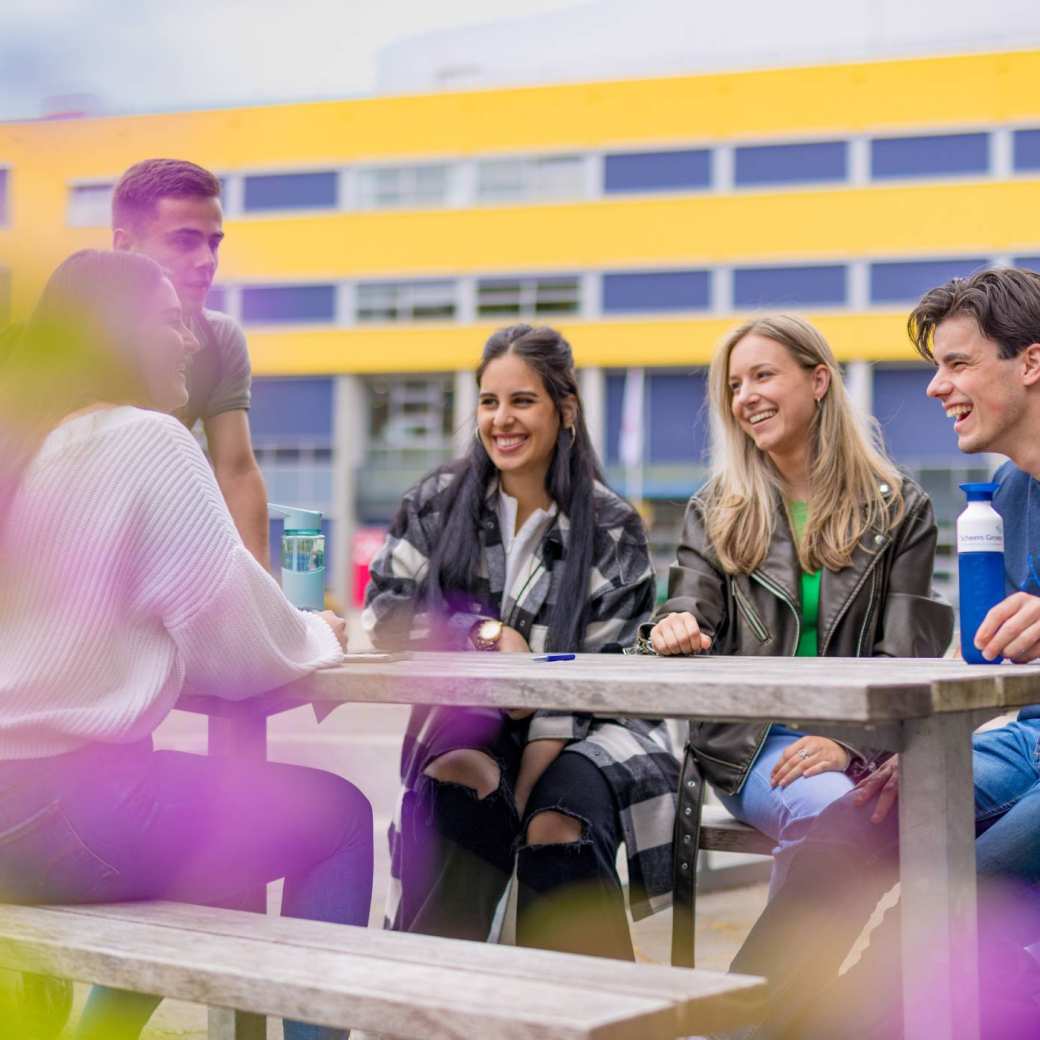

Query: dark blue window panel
left=733, top=265, right=846, bottom=308
left=1013, top=130, right=1040, bottom=172
left=602, top=270, right=710, bottom=313
left=873, top=367, right=959, bottom=460
left=604, top=371, right=708, bottom=464
left=648, top=371, right=708, bottom=463
left=870, top=133, right=989, bottom=180
left=243, top=171, right=338, bottom=211
left=204, top=286, right=227, bottom=313
left=604, top=150, right=711, bottom=193
left=605, top=372, right=626, bottom=464
left=734, top=141, right=847, bottom=187
left=869, top=259, right=989, bottom=305
left=250, top=378, right=334, bottom=443
left=241, top=284, right=336, bottom=324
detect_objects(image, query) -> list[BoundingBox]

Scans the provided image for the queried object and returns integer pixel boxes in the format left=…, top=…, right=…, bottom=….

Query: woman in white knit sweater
left=0, top=250, right=373, bottom=1040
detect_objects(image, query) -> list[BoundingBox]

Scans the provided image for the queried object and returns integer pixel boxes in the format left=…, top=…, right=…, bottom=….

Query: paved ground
left=44, top=614, right=772, bottom=1037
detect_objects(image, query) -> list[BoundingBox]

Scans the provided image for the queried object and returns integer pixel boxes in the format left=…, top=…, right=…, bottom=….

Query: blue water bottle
left=957, top=483, right=1005, bottom=664
left=268, top=504, right=325, bottom=611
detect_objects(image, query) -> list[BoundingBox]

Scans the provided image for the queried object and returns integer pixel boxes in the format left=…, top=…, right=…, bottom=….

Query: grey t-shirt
left=175, top=308, right=252, bottom=431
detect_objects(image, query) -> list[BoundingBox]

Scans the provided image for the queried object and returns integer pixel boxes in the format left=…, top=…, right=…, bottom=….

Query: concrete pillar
left=453, top=369, right=478, bottom=457
left=845, top=359, right=873, bottom=419
left=332, top=374, right=367, bottom=610
left=578, top=366, right=606, bottom=462
left=849, top=136, right=871, bottom=186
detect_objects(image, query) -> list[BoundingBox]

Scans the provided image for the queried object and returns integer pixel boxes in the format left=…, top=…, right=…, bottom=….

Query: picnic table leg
left=208, top=1006, right=267, bottom=1040
left=207, top=712, right=268, bottom=1040
left=898, top=713, right=979, bottom=1040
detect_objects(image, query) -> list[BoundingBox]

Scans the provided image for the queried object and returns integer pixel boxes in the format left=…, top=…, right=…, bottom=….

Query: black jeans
left=398, top=748, right=633, bottom=960
left=0, top=739, right=374, bottom=1040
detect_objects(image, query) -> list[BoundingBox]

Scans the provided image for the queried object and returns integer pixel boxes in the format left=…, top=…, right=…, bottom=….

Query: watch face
left=479, top=620, right=502, bottom=640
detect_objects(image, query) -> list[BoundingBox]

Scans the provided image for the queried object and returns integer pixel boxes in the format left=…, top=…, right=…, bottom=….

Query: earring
left=566, top=426, right=576, bottom=445
left=474, top=426, right=481, bottom=442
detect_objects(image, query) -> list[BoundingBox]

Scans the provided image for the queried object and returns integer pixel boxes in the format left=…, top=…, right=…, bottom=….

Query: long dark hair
left=0, top=249, right=165, bottom=536
left=422, top=324, right=605, bottom=652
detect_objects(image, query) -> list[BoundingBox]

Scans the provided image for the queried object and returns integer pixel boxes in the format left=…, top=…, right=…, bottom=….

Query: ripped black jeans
left=397, top=749, right=632, bottom=960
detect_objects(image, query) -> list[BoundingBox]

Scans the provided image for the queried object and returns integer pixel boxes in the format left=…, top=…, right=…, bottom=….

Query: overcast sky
left=3, top=0, right=1039, bottom=121
left=0, top=0, right=583, bottom=119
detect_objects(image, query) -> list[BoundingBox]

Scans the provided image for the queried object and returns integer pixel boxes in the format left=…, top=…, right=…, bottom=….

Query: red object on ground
left=352, top=527, right=387, bottom=607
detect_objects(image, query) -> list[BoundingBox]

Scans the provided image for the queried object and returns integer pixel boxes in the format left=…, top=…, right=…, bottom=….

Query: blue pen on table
left=533, top=653, right=576, bottom=662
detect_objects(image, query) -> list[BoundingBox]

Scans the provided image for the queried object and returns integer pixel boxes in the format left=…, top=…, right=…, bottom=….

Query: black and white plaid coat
left=362, top=465, right=681, bottom=922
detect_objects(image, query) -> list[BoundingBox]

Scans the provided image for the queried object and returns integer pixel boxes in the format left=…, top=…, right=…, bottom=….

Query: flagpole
left=619, top=367, right=645, bottom=509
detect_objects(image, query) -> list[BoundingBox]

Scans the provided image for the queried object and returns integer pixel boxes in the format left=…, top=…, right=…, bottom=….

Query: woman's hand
left=770, top=736, right=850, bottom=789
left=852, top=755, right=900, bottom=823
left=318, top=610, right=348, bottom=650
left=649, top=612, right=712, bottom=655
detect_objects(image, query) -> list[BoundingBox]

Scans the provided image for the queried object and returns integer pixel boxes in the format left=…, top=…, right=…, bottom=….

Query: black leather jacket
left=650, top=476, right=954, bottom=795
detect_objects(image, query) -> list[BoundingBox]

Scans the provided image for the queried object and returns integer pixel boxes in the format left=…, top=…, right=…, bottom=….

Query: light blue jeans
left=974, top=716, right=1040, bottom=887
left=716, top=725, right=854, bottom=896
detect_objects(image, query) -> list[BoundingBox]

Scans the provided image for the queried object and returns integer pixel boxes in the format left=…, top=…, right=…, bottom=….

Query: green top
left=788, top=500, right=821, bottom=657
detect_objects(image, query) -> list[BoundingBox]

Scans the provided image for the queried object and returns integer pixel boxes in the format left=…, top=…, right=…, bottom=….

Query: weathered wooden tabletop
left=275, top=652, right=1040, bottom=722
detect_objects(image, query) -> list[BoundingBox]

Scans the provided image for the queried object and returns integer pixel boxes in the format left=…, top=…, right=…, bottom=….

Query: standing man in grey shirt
left=112, top=158, right=269, bottom=567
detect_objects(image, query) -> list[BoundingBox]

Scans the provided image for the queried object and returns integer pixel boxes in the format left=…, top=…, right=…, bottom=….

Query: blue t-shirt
left=992, top=460, right=1040, bottom=720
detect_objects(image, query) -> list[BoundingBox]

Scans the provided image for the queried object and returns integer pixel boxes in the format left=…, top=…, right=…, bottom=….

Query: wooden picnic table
left=180, top=651, right=1040, bottom=1040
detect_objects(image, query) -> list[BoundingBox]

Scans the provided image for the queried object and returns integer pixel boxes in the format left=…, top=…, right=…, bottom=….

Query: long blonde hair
left=704, top=314, right=904, bottom=575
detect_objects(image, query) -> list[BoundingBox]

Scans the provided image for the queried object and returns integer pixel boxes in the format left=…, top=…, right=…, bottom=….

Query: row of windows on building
left=205, top=255, right=1040, bottom=325
left=248, top=364, right=963, bottom=520
left=40, top=125, right=1040, bottom=227
left=252, top=367, right=961, bottom=465
left=250, top=370, right=978, bottom=597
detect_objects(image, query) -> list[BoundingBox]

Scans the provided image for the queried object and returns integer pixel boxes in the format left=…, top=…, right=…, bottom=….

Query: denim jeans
left=0, top=739, right=374, bottom=1040
left=716, top=725, right=855, bottom=895
left=974, top=718, right=1040, bottom=885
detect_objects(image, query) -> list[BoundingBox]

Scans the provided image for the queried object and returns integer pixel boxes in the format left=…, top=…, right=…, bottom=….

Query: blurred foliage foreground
left=0, top=967, right=72, bottom=1038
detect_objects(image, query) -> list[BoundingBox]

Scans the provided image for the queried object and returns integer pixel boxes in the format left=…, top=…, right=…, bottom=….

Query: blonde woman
left=647, top=314, right=952, bottom=895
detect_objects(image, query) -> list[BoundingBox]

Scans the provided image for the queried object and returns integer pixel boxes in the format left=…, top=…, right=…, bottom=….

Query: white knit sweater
left=0, top=406, right=343, bottom=760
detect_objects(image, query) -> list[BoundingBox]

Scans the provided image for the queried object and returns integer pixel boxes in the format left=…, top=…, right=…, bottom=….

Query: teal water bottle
left=268, top=504, right=325, bottom=611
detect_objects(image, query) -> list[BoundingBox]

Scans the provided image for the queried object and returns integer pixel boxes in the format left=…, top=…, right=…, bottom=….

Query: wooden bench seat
left=0, top=901, right=766, bottom=1040
left=698, top=806, right=775, bottom=857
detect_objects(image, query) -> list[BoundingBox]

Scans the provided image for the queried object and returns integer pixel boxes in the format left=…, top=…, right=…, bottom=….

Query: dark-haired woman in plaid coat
left=363, top=324, right=680, bottom=961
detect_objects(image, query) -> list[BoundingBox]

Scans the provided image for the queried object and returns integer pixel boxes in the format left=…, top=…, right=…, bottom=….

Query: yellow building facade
left=3, top=48, right=1037, bottom=600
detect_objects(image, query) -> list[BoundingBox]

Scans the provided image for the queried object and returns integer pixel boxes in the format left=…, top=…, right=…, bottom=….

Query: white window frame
left=474, top=153, right=587, bottom=205
left=354, top=162, right=455, bottom=210
left=67, top=180, right=116, bottom=228
left=476, top=274, right=582, bottom=319
left=0, top=165, right=10, bottom=227
left=355, top=280, right=458, bottom=323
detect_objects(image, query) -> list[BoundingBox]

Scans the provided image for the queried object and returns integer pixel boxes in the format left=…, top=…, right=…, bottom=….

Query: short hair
left=112, top=158, right=220, bottom=231
left=908, top=267, right=1040, bottom=362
